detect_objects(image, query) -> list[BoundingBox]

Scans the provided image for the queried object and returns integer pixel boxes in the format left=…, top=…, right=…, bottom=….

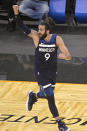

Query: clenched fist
left=13, top=5, right=19, bottom=15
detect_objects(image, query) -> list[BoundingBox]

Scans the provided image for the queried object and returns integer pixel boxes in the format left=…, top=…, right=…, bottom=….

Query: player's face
left=38, top=25, right=47, bottom=39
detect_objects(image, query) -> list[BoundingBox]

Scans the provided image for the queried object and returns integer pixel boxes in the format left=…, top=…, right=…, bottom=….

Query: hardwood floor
left=0, top=80, right=87, bottom=131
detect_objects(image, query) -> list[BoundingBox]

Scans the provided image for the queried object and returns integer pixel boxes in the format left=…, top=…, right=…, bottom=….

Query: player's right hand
left=13, top=5, right=19, bottom=15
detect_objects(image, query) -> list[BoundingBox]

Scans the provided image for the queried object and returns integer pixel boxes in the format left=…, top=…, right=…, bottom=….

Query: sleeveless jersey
left=35, top=34, right=58, bottom=71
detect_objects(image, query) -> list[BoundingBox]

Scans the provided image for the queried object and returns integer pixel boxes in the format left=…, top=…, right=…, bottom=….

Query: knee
left=37, top=86, right=54, bottom=98
left=44, top=87, right=54, bottom=97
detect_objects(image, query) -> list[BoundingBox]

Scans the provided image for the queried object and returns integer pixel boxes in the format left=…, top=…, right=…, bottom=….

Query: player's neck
left=44, top=34, right=52, bottom=41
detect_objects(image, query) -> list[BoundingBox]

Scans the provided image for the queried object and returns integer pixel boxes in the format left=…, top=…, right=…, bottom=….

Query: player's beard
left=41, top=31, right=47, bottom=39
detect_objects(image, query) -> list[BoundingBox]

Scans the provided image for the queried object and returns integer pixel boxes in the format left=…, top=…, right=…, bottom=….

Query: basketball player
left=13, top=5, right=71, bottom=131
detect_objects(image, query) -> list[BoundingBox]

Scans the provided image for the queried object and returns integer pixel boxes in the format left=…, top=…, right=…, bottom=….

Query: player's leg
left=35, top=71, right=59, bottom=118
left=47, top=70, right=70, bottom=131
left=46, top=89, right=70, bottom=131
left=26, top=70, right=50, bottom=111
left=37, top=85, right=70, bottom=130
left=26, top=70, right=57, bottom=111
left=26, top=70, right=70, bottom=130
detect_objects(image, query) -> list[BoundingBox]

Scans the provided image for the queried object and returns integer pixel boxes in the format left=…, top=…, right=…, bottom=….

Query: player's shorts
left=35, top=69, right=57, bottom=97
left=35, top=68, right=57, bottom=88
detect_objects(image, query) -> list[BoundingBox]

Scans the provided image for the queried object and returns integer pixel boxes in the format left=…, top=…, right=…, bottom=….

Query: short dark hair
left=40, top=21, right=51, bottom=31
left=39, top=17, right=55, bottom=33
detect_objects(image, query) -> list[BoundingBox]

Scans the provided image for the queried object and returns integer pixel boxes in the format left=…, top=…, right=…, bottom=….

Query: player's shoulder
left=52, top=34, right=61, bottom=39
left=51, top=33, right=57, bottom=39
left=56, top=35, right=62, bottom=39
left=56, top=35, right=63, bottom=41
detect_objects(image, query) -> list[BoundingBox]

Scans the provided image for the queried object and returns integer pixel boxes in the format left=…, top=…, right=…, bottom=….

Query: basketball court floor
left=0, top=81, right=87, bottom=131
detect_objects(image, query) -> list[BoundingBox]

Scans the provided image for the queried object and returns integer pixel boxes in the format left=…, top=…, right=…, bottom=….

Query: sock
left=56, top=118, right=64, bottom=126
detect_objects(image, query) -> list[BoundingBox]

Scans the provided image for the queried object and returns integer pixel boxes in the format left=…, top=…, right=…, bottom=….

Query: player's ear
left=47, top=30, right=50, bottom=34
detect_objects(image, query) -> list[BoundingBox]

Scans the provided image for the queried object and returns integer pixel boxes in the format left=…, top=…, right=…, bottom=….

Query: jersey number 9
left=45, top=53, right=50, bottom=61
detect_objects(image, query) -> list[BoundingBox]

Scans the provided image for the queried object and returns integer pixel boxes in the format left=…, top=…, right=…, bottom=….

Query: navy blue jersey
left=35, top=34, right=58, bottom=71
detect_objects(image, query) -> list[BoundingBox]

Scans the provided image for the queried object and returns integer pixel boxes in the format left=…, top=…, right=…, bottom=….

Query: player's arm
left=13, top=5, right=39, bottom=47
left=56, top=36, right=71, bottom=60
